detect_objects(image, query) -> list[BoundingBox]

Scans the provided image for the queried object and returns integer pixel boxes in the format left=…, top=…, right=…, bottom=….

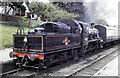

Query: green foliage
left=29, top=2, right=47, bottom=16
left=45, top=9, right=79, bottom=21
left=8, top=16, right=29, bottom=27
left=22, top=16, right=29, bottom=27
left=29, top=2, right=79, bottom=21
left=30, top=20, right=44, bottom=27
left=22, top=16, right=28, bottom=21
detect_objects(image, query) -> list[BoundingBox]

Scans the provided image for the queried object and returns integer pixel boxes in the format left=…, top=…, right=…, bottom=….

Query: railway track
left=66, top=46, right=119, bottom=77
left=0, top=68, right=24, bottom=77
left=1, top=68, right=36, bottom=78
left=43, top=45, right=119, bottom=76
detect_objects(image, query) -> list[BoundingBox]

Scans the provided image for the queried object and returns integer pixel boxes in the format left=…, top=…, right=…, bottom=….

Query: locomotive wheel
left=77, top=48, right=82, bottom=57
left=60, top=52, right=66, bottom=62
left=38, top=60, right=48, bottom=70
left=38, top=60, right=43, bottom=70
left=64, top=52, right=68, bottom=61
left=99, top=43, right=104, bottom=49
left=43, top=58, right=50, bottom=69
left=16, top=57, right=22, bottom=68
left=81, top=45, right=88, bottom=56
left=73, top=50, right=78, bottom=60
left=18, top=63, right=22, bottom=68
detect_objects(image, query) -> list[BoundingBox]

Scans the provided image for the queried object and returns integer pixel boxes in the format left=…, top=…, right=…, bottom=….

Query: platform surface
left=93, top=55, right=119, bottom=76
left=0, top=48, right=13, bottom=62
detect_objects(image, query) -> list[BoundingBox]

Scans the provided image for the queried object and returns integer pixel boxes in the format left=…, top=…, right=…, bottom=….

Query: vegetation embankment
left=0, top=24, right=34, bottom=49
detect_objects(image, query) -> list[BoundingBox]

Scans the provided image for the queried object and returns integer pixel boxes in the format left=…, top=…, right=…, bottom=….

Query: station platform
left=0, top=48, right=13, bottom=62
left=93, top=55, right=119, bottom=76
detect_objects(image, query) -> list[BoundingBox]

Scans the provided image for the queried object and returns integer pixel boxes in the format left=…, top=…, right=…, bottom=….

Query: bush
left=30, top=20, right=44, bottom=27
left=22, top=16, right=29, bottom=27
left=46, top=10, right=79, bottom=21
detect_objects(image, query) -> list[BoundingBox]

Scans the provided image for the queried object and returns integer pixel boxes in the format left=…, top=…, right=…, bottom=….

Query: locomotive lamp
left=23, top=37, right=27, bottom=42
left=9, top=52, right=14, bottom=58
left=30, top=54, right=35, bottom=61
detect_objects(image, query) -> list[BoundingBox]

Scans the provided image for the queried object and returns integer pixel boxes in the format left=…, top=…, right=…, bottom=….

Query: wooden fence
left=0, top=13, right=23, bottom=26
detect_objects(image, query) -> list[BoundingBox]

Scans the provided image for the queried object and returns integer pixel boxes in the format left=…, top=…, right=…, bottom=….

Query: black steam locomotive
left=9, top=19, right=119, bottom=69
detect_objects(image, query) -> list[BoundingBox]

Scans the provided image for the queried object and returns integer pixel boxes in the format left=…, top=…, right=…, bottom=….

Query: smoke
left=84, top=2, right=98, bottom=23
left=84, top=0, right=118, bottom=26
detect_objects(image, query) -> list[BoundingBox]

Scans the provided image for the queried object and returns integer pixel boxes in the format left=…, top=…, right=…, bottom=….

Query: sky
left=85, top=0, right=119, bottom=25
left=101, top=0, right=119, bottom=25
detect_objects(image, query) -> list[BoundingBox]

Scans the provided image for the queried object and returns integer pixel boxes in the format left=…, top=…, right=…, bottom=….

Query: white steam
left=85, top=0, right=119, bottom=26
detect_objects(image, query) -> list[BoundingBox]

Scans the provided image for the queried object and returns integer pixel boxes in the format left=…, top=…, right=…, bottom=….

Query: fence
left=0, top=13, right=44, bottom=27
left=0, top=13, right=22, bottom=26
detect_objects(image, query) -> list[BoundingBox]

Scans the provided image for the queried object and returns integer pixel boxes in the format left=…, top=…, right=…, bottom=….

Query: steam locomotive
left=9, top=19, right=119, bottom=69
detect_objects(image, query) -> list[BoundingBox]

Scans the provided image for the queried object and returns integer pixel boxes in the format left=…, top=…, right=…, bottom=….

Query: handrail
left=16, top=27, right=25, bottom=35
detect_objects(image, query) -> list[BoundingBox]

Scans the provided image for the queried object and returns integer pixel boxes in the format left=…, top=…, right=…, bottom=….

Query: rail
left=0, top=68, right=24, bottom=77
left=66, top=46, right=119, bottom=77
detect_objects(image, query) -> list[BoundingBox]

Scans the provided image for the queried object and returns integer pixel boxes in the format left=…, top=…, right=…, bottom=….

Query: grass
left=0, top=24, right=34, bottom=49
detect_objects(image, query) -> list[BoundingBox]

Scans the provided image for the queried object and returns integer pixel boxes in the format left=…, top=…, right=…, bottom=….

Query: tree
left=29, top=2, right=79, bottom=21
left=53, top=2, right=88, bottom=22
